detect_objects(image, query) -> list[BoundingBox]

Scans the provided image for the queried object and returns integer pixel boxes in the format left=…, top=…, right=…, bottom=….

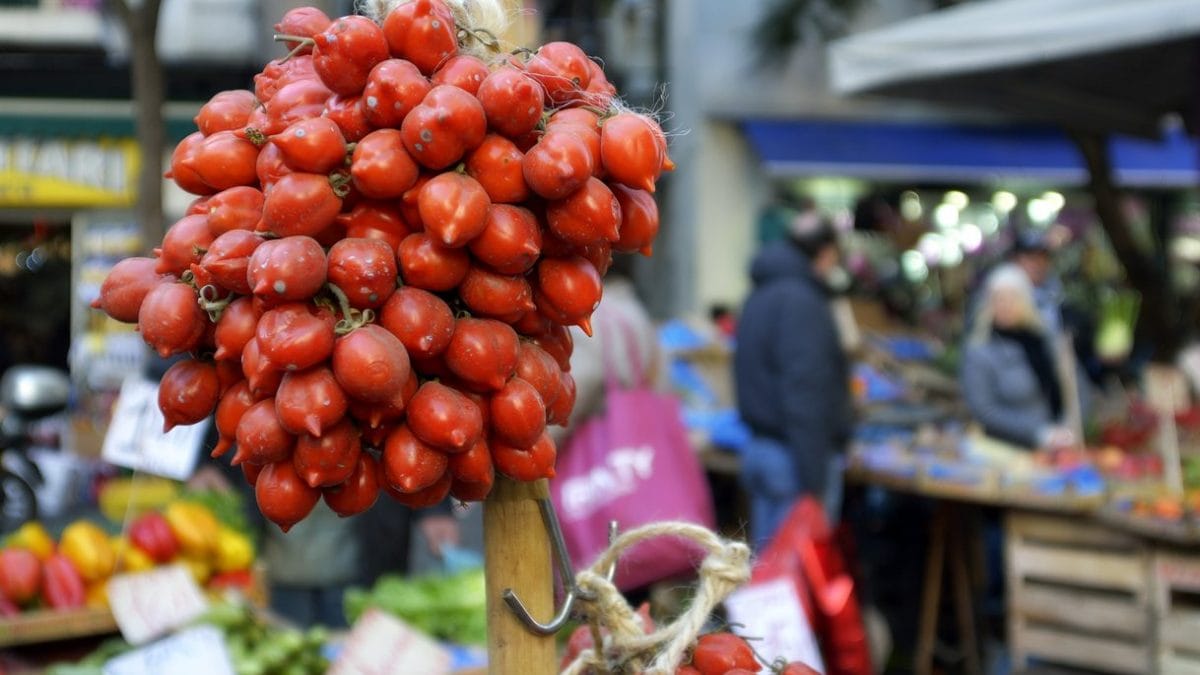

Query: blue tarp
left=742, top=119, right=1199, bottom=187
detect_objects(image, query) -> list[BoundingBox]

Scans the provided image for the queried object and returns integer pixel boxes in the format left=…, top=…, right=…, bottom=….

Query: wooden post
left=484, top=477, right=556, bottom=675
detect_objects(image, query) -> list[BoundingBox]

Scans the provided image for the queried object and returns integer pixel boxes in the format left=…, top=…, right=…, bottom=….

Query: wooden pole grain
left=484, top=477, right=557, bottom=675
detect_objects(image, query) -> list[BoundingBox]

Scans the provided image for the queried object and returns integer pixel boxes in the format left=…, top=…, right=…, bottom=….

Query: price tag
left=101, top=376, right=208, bottom=480
left=724, top=577, right=825, bottom=673
left=329, top=608, right=452, bottom=675
left=108, top=564, right=210, bottom=645
left=103, top=625, right=234, bottom=675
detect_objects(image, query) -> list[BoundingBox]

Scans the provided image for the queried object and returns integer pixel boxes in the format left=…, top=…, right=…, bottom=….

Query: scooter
left=0, top=365, right=70, bottom=533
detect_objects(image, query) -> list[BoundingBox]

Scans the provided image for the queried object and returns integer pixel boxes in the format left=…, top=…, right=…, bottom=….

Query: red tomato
left=600, top=112, right=664, bottom=193
left=253, top=55, right=317, bottom=103
left=336, top=200, right=411, bottom=253
left=256, top=142, right=292, bottom=189
left=362, top=58, right=432, bottom=129
left=379, top=286, right=456, bottom=360
left=40, top=554, right=84, bottom=610
left=158, top=359, right=220, bottom=432
left=547, top=109, right=602, bottom=178
left=490, top=377, right=546, bottom=448
left=241, top=336, right=284, bottom=397
left=294, top=417, right=361, bottom=488
left=195, top=89, right=257, bottom=136
left=582, top=58, right=617, bottom=106
left=545, top=373, right=575, bottom=425
left=401, top=85, right=487, bottom=169
left=512, top=309, right=552, bottom=337
left=469, top=204, right=541, bottom=275
left=465, top=135, right=530, bottom=204
left=546, top=177, right=621, bottom=245
left=385, top=470, right=451, bottom=508
left=260, top=173, right=343, bottom=237
left=476, top=66, right=545, bottom=139
left=256, top=302, right=336, bottom=372
left=397, top=232, right=470, bottom=291
left=690, top=633, right=760, bottom=675
left=523, top=130, right=593, bottom=199
left=532, top=324, right=574, bottom=372
left=0, top=548, right=41, bottom=605
left=233, top=399, right=296, bottom=466
left=611, top=184, right=659, bottom=256
left=351, top=129, right=420, bottom=199
left=271, top=117, right=348, bottom=174
left=675, top=668, right=702, bottom=675
left=323, top=452, right=381, bottom=516
left=200, top=229, right=263, bottom=295
left=399, top=172, right=433, bottom=229
left=382, top=424, right=450, bottom=492
left=128, top=512, right=180, bottom=564
left=382, top=0, right=458, bottom=75
left=260, top=78, right=333, bottom=136
left=274, top=6, right=331, bottom=55
left=448, top=437, right=493, bottom=485
left=450, top=475, right=493, bottom=502
left=323, top=94, right=373, bottom=142
left=347, top=371, right=416, bottom=430
left=168, top=132, right=217, bottom=195
left=431, top=55, right=489, bottom=95
left=212, top=380, right=257, bottom=458
left=183, top=131, right=261, bottom=191
left=443, top=317, right=520, bottom=391
left=418, top=172, right=491, bottom=248
left=492, top=432, right=556, bottom=481
left=333, top=324, right=411, bottom=402
left=525, top=41, right=592, bottom=105
left=242, top=462, right=264, bottom=486
left=536, top=256, right=602, bottom=333
left=327, top=237, right=398, bottom=309
left=155, top=214, right=213, bottom=276
left=256, top=459, right=321, bottom=532
left=93, top=257, right=169, bottom=323
left=276, top=366, right=348, bottom=437
left=459, top=265, right=535, bottom=318
left=247, top=235, right=328, bottom=301
left=515, top=342, right=561, bottom=408
left=779, top=663, right=819, bottom=675
left=206, top=186, right=265, bottom=235
left=313, top=15, right=389, bottom=96
left=407, top=381, right=484, bottom=453
left=138, top=282, right=206, bottom=358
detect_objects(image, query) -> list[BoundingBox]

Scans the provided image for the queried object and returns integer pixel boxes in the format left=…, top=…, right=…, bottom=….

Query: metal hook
left=502, top=496, right=620, bottom=635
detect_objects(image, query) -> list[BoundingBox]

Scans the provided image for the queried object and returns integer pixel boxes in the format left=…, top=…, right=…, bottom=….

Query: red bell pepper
left=129, top=511, right=180, bottom=563
left=41, top=554, right=86, bottom=610
left=207, top=569, right=253, bottom=592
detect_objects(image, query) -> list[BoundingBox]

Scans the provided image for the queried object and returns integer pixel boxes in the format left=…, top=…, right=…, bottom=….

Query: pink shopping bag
left=549, top=312, right=716, bottom=591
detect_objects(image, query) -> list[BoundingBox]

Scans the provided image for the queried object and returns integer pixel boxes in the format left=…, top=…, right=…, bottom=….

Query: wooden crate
left=1005, top=512, right=1154, bottom=674
left=1152, top=551, right=1200, bottom=673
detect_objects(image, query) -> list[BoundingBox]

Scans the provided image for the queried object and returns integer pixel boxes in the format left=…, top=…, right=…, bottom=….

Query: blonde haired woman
left=961, top=264, right=1075, bottom=449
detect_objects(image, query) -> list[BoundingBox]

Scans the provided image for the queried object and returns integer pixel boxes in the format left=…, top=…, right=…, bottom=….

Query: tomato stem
left=244, top=127, right=268, bottom=147
left=196, top=285, right=232, bottom=323
left=327, top=283, right=373, bottom=335
left=272, top=34, right=315, bottom=64
left=328, top=172, right=352, bottom=199
left=455, top=24, right=501, bottom=54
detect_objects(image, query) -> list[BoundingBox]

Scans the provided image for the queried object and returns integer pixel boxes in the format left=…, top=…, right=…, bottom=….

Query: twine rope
left=560, top=521, right=752, bottom=675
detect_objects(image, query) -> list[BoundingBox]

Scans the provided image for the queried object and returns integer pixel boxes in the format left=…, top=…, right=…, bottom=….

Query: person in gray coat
left=961, top=264, right=1075, bottom=450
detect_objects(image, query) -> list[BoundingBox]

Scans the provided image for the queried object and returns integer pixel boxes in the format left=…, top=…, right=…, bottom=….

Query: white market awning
left=828, top=0, right=1200, bottom=138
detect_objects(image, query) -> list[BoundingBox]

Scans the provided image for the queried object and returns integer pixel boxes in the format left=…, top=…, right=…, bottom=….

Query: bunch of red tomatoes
left=92, top=0, right=669, bottom=532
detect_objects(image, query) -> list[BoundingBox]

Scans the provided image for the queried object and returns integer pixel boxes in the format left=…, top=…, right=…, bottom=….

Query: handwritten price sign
left=101, top=376, right=207, bottom=481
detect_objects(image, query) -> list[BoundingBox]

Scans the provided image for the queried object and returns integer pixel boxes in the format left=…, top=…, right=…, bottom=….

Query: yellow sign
left=0, top=137, right=140, bottom=208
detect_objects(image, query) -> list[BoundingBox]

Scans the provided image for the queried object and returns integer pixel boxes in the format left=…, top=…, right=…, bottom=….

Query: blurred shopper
left=961, top=264, right=1075, bottom=450
left=734, top=212, right=853, bottom=548
left=1010, top=231, right=1064, bottom=335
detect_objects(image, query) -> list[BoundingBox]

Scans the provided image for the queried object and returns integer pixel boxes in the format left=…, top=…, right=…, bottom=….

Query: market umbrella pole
left=484, top=477, right=557, bottom=674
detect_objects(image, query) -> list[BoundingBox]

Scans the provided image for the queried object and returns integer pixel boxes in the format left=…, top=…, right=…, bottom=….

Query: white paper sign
left=101, top=376, right=208, bottom=480
left=724, top=577, right=826, bottom=674
left=329, top=608, right=452, bottom=675
left=103, top=625, right=234, bottom=675
left=108, top=564, right=210, bottom=645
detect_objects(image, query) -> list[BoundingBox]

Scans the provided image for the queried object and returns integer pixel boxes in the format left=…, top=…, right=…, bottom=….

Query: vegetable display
left=92, top=0, right=670, bottom=531
left=344, top=567, right=487, bottom=646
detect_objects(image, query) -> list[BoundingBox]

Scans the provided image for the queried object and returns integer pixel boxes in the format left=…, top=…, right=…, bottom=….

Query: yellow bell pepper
left=213, top=528, right=254, bottom=573
left=85, top=579, right=109, bottom=608
left=60, top=521, right=117, bottom=583
left=179, top=555, right=212, bottom=586
left=163, top=502, right=220, bottom=558
left=4, top=521, right=55, bottom=561
left=112, top=536, right=156, bottom=573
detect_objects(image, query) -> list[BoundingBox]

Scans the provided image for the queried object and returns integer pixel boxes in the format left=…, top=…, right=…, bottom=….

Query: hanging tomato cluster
left=92, top=0, right=670, bottom=532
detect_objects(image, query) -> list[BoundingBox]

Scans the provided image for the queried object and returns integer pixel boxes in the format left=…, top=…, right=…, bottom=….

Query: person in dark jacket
left=734, top=213, right=853, bottom=548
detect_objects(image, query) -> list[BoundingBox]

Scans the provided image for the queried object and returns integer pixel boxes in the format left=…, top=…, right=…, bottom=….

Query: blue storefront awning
left=741, top=119, right=1199, bottom=187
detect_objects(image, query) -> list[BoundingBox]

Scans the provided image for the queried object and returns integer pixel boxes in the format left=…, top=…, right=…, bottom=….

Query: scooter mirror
left=0, top=365, right=70, bottom=420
